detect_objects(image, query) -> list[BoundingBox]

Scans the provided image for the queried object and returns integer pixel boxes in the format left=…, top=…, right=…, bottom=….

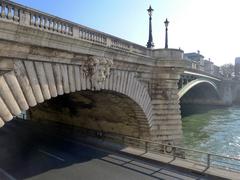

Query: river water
left=182, top=105, right=240, bottom=158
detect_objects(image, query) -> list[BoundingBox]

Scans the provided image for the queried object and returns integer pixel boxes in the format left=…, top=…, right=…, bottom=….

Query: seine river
left=182, top=105, right=240, bottom=158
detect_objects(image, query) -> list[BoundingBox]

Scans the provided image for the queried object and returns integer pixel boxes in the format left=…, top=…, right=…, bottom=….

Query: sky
left=13, top=0, right=240, bottom=66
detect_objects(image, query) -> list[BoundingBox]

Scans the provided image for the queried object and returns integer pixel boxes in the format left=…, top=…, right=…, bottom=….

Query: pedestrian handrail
left=120, top=135, right=240, bottom=172
left=14, top=117, right=240, bottom=172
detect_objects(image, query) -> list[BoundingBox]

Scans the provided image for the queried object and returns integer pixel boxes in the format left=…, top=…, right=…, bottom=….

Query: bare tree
left=220, top=64, right=234, bottom=78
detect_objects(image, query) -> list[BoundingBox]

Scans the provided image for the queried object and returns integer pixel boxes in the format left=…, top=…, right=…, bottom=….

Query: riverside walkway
left=0, top=119, right=238, bottom=180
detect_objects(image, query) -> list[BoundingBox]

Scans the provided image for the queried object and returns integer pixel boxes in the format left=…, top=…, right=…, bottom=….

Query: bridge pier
left=149, top=65, right=183, bottom=145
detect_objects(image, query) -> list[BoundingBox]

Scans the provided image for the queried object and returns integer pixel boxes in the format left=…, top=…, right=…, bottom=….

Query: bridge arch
left=178, top=78, right=219, bottom=100
left=0, top=60, right=153, bottom=138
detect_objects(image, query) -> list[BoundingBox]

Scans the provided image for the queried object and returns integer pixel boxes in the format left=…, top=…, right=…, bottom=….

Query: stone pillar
left=72, top=26, right=79, bottom=38
left=149, top=63, right=184, bottom=146
left=219, top=80, right=233, bottom=105
left=19, top=10, right=30, bottom=26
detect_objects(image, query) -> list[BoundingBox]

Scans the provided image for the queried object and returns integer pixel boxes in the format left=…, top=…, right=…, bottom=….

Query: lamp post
left=146, top=6, right=154, bottom=48
left=164, top=18, right=169, bottom=49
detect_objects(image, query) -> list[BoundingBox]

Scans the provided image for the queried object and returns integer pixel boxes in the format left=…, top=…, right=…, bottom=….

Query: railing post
left=106, top=37, right=111, bottom=47
left=145, top=142, right=148, bottom=153
left=19, top=10, right=30, bottom=26
left=207, top=154, right=211, bottom=168
left=72, top=26, right=79, bottom=38
left=173, top=147, right=176, bottom=160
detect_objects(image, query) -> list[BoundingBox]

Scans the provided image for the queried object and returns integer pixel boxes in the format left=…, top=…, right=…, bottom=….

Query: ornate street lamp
left=164, top=18, right=169, bottom=49
left=146, top=5, right=154, bottom=48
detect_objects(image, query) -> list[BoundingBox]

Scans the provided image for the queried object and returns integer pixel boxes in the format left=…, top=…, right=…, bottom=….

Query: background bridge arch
left=0, top=60, right=153, bottom=138
left=178, top=78, right=219, bottom=100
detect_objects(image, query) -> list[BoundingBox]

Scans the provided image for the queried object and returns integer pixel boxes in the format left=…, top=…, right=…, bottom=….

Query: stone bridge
left=0, top=0, right=237, bottom=145
left=178, top=69, right=240, bottom=106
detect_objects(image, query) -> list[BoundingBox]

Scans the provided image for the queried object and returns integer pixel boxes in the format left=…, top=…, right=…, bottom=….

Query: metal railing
left=119, top=136, right=240, bottom=172
left=183, top=60, right=222, bottom=80
left=14, top=118, right=240, bottom=172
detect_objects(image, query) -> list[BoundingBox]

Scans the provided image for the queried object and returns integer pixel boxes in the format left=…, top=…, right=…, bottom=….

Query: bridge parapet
left=183, top=59, right=222, bottom=79
left=153, top=49, right=184, bottom=61
left=0, top=0, right=150, bottom=56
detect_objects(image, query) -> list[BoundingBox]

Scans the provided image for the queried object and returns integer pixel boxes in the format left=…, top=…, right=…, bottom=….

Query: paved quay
left=0, top=120, right=221, bottom=180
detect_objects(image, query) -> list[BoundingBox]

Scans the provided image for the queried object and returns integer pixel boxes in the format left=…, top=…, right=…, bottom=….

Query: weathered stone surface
left=0, top=76, right=21, bottom=115
left=0, top=117, right=4, bottom=127
left=4, top=71, right=29, bottom=111
left=35, top=62, right=51, bottom=100
left=0, top=4, right=187, bottom=145
left=24, top=61, right=44, bottom=103
left=29, top=92, right=151, bottom=139
left=14, top=60, right=37, bottom=107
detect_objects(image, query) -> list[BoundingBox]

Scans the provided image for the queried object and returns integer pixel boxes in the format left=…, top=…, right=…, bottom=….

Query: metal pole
left=164, top=18, right=169, bottom=49
left=165, top=26, right=168, bottom=48
left=145, top=142, right=148, bottom=153
left=207, top=154, right=211, bottom=168
left=147, top=6, right=154, bottom=48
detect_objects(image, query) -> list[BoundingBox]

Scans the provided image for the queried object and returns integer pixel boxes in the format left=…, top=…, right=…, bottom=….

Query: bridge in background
left=0, top=0, right=240, bottom=147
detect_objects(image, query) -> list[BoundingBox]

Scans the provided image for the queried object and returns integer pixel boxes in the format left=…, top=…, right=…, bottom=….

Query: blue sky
left=13, top=0, right=240, bottom=65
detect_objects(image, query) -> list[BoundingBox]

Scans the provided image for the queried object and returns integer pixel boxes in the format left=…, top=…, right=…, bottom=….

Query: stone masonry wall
left=29, top=91, right=151, bottom=139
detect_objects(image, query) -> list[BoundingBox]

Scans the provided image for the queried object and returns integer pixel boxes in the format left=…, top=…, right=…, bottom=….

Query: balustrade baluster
left=65, top=26, right=68, bottom=34
left=60, top=23, right=63, bottom=33
left=49, top=19, right=53, bottom=30
left=53, top=21, right=57, bottom=31
left=94, top=34, right=96, bottom=42
left=90, top=33, right=93, bottom=41
left=91, top=32, right=93, bottom=40
left=61, top=24, right=65, bottom=33
left=79, top=29, right=82, bottom=38
left=64, top=25, right=67, bottom=34
left=35, top=15, right=39, bottom=26
left=1, top=3, right=6, bottom=18
left=57, top=22, right=60, bottom=32
left=44, top=17, right=48, bottom=29
left=94, top=34, right=97, bottom=42
left=13, top=7, right=19, bottom=21
left=68, top=26, right=73, bottom=35
left=102, top=36, right=104, bottom=44
left=96, top=35, right=99, bottom=43
left=30, top=14, right=34, bottom=25
left=86, top=31, right=89, bottom=40
left=7, top=5, right=13, bottom=20
left=82, top=31, right=85, bottom=39
left=40, top=16, right=44, bottom=27
left=88, top=32, right=91, bottom=40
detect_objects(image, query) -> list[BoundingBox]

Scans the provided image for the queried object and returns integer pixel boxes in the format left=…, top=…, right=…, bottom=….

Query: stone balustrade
left=0, top=1, right=20, bottom=22
left=0, top=0, right=151, bottom=56
left=79, top=27, right=107, bottom=45
left=29, top=13, right=73, bottom=36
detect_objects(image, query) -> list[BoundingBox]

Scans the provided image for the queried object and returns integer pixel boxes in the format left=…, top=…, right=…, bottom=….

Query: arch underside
left=0, top=60, right=153, bottom=138
left=178, top=78, right=218, bottom=100
left=30, top=91, right=150, bottom=138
